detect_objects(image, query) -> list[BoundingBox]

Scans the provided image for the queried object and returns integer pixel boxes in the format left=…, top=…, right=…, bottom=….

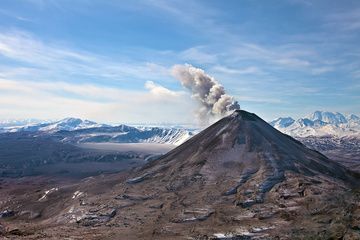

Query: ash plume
left=171, top=64, right=240, bottom=124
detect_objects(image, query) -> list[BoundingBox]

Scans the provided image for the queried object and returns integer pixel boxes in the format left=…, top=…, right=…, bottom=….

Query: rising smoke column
left=171, top=64, right=240, bottom=124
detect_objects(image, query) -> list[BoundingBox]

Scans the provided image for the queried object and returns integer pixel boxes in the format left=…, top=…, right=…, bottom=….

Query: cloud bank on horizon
left=172, top=64, right=240, bottom=124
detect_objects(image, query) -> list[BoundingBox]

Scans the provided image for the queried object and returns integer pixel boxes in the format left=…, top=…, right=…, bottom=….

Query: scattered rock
left=232, top=211, right=255, bottom=221
left=126, top=173, right=150, bottom=184
left=117, top=202, right=136, bottom=209
left=172, top=208, right=214, bottom=223
left=224, top=186, right=238, bottom=196
left=212, top=233, right=252, bottom=240
left=351, top=223, right=360, bottom=231
left=77, top=208, right=117, bottom=227
left=244, top=189, right=254, bottom=195
left=0, top=209, right=14, bottom=218
left=344, top=231, right=360, bottom=240
left=115, top=194, right=151, bottom=201
left=235, top=199, right=257, bottom=208
left=255, top=211, right=276, bottom=220
left=148, top=202, right=164, bottom=209
left=280, top=193, right=297, bottom=200
left=19, top=210, right=41, bottom=219
left=0, top=223, right=5, bottom=235
left=328, top=223, right=346, bottom=239
left=298, top=188, right=305, bottom=197
left=8, top=228, right=31, bottom=236
left=250, top=226, right=275, bottom=233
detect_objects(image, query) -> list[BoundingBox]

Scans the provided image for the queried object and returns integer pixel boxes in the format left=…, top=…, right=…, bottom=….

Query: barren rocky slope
left=1, top=110, right=359, bottom=239
left=298, top=136, right=360, bottom=173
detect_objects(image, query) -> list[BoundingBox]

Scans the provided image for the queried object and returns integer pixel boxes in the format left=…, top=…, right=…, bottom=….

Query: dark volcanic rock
left=172, top=208, right=215, bottom=223
left=0, top=209, right=15, bottom=218
left=77, top=208, right=117, bottom=226
left=0, top=223, right=5, bottom=235
left=115, top=194, right=151, bottom=201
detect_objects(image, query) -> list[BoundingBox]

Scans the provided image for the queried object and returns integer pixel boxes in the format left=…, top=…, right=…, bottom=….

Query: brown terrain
left=0, top=110, right=359, bottom=239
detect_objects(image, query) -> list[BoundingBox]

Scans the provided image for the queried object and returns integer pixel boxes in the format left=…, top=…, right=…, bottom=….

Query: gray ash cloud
left=172, top=64, right=240, bottom=124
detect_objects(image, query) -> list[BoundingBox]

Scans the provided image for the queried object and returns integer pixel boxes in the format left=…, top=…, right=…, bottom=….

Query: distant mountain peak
left=270, top=117, right=295, bottom=128
left=56, top=117, right=97, bottom=125
left=271, top=110, right=360, bottom=138
left=348, top=114, right=360, bottom=121
left=308, top=111, right=347, bottom=125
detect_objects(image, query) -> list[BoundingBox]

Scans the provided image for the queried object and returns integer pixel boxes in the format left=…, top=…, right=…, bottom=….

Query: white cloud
left=144, top=81, right=184, bottom=98
left=0, top=78, right=194, bottom=123
left=0, top=9, right=33, bottom=22
left=311, top=66, right=333, bottom=75
left=212, top=65, right=262, bottom=75
left=232, top=43, right=313, bottom=69
left=144, top=0, right=219, bottom=27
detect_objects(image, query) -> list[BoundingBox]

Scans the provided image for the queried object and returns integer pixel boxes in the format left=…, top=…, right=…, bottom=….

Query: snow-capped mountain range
left=0, top=117, right=196, bottom=145
left=1, top=111, right=358, bottom=147
left=58, top=125, right=195, bottom=145
left=270, top=111, right=360, bottom=138
left=0, top=119, right=46, bottom=128
left=0, top=118, right=108, bottom=133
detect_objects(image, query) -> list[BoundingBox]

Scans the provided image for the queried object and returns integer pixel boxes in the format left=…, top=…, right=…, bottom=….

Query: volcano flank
left=121, top=110, right=360, bottom=238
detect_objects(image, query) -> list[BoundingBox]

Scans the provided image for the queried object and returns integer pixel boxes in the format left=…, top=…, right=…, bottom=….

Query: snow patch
left=38, top=187, right=58, bottom=201
left=72, top=191, right=84, bottom=199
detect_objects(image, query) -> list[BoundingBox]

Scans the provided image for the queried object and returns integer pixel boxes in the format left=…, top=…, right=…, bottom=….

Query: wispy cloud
left=0, top=9, right=33, bottom=22
left=145, top=0, right=220, bottom=27
left=327, top=8, right=360, bottom=31
left=0, top=78, right=192, bottom=123
left=353, top=70, right=360, bottom=79
left=140, top=0, right=346, bottom=78
left=311, top=66, right=334, bottom=75
left=211, top=65, right=263, bottom=75
left=232, top=43, right=313, bottom=69
left=0, top=30, right=171, bottom=84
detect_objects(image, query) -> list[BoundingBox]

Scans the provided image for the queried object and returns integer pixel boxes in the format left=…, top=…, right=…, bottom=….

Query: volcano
left=120, top=110, right=360, bottom=239
left=129, top=110, right=357, bottom=193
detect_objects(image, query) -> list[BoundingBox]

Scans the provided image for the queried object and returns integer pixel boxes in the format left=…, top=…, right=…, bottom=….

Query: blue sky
left=0, top=0, right=359, bottom=124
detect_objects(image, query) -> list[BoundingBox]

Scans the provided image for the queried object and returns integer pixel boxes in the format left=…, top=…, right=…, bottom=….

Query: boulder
left=0, top=209, right=14, bottom=218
